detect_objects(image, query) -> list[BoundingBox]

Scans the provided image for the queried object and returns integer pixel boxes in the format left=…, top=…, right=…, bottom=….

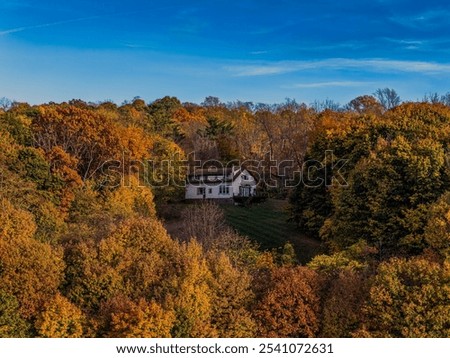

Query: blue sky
left=1, top=0, right=450, bottom=105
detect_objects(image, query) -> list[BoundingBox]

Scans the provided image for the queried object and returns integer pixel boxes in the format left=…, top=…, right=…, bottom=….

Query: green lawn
left=222, top=199, right=323, bottom=264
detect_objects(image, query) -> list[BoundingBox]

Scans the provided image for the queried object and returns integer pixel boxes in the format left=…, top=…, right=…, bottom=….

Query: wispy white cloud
left=383, top=37, right=424, bottom=45
left=0, top=15, right=101, bottom=36
left=123, top=43, right=147, bottom=49
left=381, top=38, right=424, bottom=51
left=225, top=62, right=305, bottom=76
left=381, top=37, right=450, bottom=53
left=250, top=50, right=268, bottom=55
left=287, top=81, right=374, bottom=89
left=389, top=9, right=450, bottom=29
left=346, top=59, right=450, bottom=73
left=225, top=58, right=450, bottom=76
left=292, top=41, right=367, bottom=52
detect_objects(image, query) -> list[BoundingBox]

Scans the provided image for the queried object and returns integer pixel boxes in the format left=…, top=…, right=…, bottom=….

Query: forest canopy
left=0, top=92, right=449, bottom=337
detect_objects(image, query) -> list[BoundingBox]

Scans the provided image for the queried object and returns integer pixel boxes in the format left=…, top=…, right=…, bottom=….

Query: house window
left=208, top=188, right=212, bottom=194
left=219, top=185, right=230, bottom=195
left=197, top=187, right=205, bottom=195
left=242, top=174, right=248, bottom=180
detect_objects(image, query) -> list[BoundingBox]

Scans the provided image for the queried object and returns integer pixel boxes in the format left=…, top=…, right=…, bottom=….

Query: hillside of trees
left=0, top=91, right=449, bottom=337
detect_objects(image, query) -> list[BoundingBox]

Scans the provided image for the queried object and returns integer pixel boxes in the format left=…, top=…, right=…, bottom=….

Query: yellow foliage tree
left=99, top=217, right=179, bottom=299
left=35, top=293, right=85, bottom=338
left=423, top=191, right=450, bottom=258
left=171, top=241, right=216, bottom=337
left=63, top=215, right=179, bottom=323
left=360, top=257, right=450, bottom=337
left=101, top=296, right=174, bottom=338
left=105, top=175, right=156, bottom=220
left=0, top=197, right=64, bottom=319
left=207, top=252, right=256, bottom=337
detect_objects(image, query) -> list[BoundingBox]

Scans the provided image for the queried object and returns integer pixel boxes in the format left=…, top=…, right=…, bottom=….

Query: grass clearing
left=222, top=199, right=323, bottom=264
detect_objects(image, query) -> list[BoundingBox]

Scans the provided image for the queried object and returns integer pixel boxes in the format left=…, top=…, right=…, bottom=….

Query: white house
left=185, top=165, right=257, bottom=200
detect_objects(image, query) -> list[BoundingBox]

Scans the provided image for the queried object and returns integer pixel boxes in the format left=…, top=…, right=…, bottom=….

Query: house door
left=239, top=186, right=250, bottom=197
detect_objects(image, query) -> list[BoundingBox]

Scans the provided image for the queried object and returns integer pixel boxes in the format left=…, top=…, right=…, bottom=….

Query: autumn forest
left=0, top=92, right=449, bottom=338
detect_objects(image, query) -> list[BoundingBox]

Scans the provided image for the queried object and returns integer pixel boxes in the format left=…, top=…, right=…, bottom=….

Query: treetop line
left=87, top=150, right=349, bottom=189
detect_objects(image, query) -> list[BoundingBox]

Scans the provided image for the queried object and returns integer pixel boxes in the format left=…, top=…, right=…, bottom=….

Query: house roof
left=188, top=178, right=231, bottom=184
left=186, top=166, right=247, bottom=184
left=187, top=167, right=233, bottom=177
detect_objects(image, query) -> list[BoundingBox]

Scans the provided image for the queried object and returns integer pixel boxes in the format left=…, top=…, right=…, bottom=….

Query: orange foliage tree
left=254, top=266, right=322, bottom=337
